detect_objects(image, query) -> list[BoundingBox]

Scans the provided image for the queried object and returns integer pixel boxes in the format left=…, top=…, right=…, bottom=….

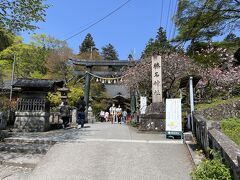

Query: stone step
left=0, top=142, right=51, bottom=154
left=4, top=137, right=56, bottom=145
left=183, top=131, right=194, bottom=142
left=0, top=152, right=43, bottom=168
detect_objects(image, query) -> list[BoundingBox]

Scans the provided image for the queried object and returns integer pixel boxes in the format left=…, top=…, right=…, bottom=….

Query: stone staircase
left=0, top=137, right=55, bottom=168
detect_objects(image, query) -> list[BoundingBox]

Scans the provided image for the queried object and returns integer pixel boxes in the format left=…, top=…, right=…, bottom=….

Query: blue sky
left=21, top=0, right=179, bottom=60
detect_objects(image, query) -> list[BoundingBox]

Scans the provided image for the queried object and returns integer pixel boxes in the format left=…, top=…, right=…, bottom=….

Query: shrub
left=68, top=85, right=84, bottom=106
left=48, top=92, right=61, bottom=107
left=191, top=150, right=231, bottom=180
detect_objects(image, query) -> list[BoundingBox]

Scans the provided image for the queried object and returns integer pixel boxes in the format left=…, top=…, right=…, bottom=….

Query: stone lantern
left=57, top=85, right=78, bottom=125
left=58, top=85, right=70, bottom=104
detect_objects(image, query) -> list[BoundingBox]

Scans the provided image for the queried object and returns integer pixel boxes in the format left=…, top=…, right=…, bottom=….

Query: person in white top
left=100, top=110, right=105, bottom=122
left=116, top=105, right=122, bottom=123
left=104, top=111, right=109, bottom=122
left=109, top=104, right=116, bottom=124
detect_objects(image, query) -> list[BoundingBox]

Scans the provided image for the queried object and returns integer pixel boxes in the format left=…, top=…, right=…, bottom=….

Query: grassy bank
left=221, top=118, right=240, bottom=146
left=195, top=96, right=240, bottom=111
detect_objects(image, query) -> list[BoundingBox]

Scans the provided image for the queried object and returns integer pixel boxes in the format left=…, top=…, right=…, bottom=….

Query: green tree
left=45, top=47, right=74, bottom=83
left=90, top=82, right=110, bottom=114
left=142, top=38, right=155, bottom=58
left=174, top=0, right=240, bottom=42
left=48, top=92, right=61, bottom=108
left=186, top=41, right=208, bottom=56
left=0, top=28, right=14, bottom=51
left=78, top=33, right=101, bottom=60
left=142, top=27, right=172, bottom=58
left=0, top=34, right=69, bottom=80
left=101, top=43, right=119, bottom=60
left=187, top=33, right=240, bottom=65
left=218, top=33, right=240, bottom=49
left=30, top=34, right=67, bottom=49
left=77, top=50, right=102, bottom=60
left=79, top=33, right=96, bottom=53
left=154, top=27, right=172, bottom=51
left=224, top=33, right=237, bottom=42
left=0, top=43, right=45, bottom=78
left=30, top=34, right=68, bottom=75
left=0, top=0, right=49, bottom=32
left=68, top=85, right=84, bottom=106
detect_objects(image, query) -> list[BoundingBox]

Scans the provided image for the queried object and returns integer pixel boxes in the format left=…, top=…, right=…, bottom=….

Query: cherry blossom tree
left=195, top=44, right=240, bottom=98
left=123, top=52, right=197, bottom=99
left=123, top=46, right=240, bottom=101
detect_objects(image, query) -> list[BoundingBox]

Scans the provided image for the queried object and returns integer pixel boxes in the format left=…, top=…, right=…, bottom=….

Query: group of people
left=100, top=104, right=127, bottom=124
left=60, top=99, right=128, bottom=129
left=59, top=96, right=86, bottom=129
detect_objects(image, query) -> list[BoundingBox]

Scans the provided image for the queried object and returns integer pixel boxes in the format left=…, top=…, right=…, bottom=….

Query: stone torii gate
left=70, top=59, right=135, bottom=119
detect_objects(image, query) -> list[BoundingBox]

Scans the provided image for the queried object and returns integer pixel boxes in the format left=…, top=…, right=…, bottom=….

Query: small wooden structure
left=13, top=79, right=64, bottom=132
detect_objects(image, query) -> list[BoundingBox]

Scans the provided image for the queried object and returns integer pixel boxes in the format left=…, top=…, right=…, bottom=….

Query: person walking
left=76, top=96, right=86, bottom=129
left=100, top=110, right=105, bottom=122
left=60, top=101, right=71, bottom=129
left=122, top=110, right=127, bottom=123
left=109, top=104, right=116, bottom=124
left=104, top=111, right=109, bottom=122
left=116, top=105, right=122, bottom=123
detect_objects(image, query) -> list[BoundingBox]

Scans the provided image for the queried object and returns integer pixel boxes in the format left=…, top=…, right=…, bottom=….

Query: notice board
left=165, top=98, right=182, bottom=137
left=140, top=96, right=147, bottom=114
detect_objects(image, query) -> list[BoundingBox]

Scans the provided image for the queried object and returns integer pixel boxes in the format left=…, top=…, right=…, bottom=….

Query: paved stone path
left=25, top=123, right=193, bottom=180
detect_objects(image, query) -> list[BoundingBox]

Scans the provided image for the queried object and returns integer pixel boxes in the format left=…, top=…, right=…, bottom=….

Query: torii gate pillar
left=84, top=68, right=91, bottom=122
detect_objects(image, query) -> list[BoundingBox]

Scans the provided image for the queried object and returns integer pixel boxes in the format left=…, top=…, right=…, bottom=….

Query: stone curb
left=4, top=138, right=57, bottom=145
left=184, top=141, right=197, bottom=167
left=0, top=143, right=51, bottom=154
left=184, top=140, right=204, bottom=167
left=0, top=160, right=35, bottom=168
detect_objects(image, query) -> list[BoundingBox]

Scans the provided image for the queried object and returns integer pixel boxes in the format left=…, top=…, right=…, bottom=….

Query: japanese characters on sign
left=152, top=56, right=162, bottom=103
left=165, top=98, right=182, bottom=132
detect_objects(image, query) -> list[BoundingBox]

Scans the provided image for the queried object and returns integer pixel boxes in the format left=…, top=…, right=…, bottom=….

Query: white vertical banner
left=165, top=98, right=182, bottom=132
left=152, top=56, right=162, bottom=103
left=140, top=96, right=147, bottom=114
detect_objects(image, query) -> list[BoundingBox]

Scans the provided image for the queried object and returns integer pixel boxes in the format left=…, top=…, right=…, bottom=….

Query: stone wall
left=208, top=129, right=240, bottom=179
left=49, top=112, right=61, bottom=124
left=193, top=113, right=240, bottom=179
left=14, top=112, right=50, bottom=132
left=139, top=102, right=165, bottom=131
left=139, top=114, right=165, bottom=131
left=196, top=100, right=240, bottom=121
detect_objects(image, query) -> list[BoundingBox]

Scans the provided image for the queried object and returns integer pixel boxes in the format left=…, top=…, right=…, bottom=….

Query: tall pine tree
left=101, top=43, right=119, bottom=60
left=142, top=27, right=172, bottom=58
left=154, top=27, right=171, bottom=51
left=78, top=33, right=101, bottom=60
left=142, top=38, right=155, bottom=58
left=79, top=33, right=96, bottom=53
